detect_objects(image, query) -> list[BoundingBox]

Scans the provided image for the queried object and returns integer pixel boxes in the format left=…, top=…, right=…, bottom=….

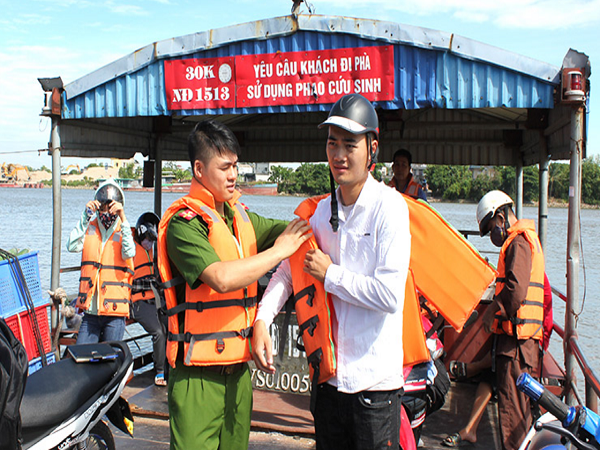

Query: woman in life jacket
left=67, top=179, right=135, bottom=344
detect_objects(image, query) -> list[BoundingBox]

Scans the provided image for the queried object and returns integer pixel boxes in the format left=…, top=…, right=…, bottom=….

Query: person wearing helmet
left=388, top=148, right=427, bottom=201
left=253, top=93, right=410, bottom=450
left=130, top=212, right=167, bottom=386
left=156, top=119, right=311, bottom=450
left=67, top=178, right=135, bottom=344
left=476, top=190, right=544, bottom=450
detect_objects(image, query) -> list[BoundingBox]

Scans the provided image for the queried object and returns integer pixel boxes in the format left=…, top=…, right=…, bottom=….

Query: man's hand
left=273, top=218, right=312, bottom=260
left=482, top=301, right=500, bottom=333
left=303, top=248, right=332, bottom=283
left=252, top=320, right=276, bottom=374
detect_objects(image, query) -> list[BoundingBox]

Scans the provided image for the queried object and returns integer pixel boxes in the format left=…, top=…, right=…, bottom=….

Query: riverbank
left=427, top=196, right=600, bottom=209
left=10, top=169, right=600, bottom=208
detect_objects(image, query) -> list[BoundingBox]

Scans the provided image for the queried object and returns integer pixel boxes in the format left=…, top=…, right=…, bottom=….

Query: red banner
left=236, top=45, right=394, bottom=108
left=164, top=57, right=235, bottom=110
left=164, top=45, right=394, bottom=110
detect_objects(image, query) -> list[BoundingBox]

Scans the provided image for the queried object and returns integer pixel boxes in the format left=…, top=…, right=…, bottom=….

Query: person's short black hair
left=392, top=149, right=412, bottom=165
left=188, top=119, right=241, bottom=166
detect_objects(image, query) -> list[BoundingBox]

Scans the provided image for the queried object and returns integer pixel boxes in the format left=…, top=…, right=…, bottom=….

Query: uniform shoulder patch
left=178, top=209, right=198, bottom=221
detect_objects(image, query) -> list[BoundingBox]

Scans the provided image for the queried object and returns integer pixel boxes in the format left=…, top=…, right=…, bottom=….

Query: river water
left=1, top=187, right=599, bottom=381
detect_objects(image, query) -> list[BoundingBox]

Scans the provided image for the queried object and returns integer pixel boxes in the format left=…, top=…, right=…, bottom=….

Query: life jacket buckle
left=244, top=296, right=257, bottom=308
left=239, top=327, right=252, bottom=339
left=510, top=317, right=524, bottom=325
left=195, top=302, right=204, bottom=313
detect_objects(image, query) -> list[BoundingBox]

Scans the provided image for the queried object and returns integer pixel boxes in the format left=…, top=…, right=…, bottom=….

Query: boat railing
left=58, top=263, right=600, bottom=411
left=551, top=285, right=600, bottom=412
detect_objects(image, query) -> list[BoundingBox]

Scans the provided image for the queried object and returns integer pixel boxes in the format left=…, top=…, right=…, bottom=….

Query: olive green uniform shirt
left=166, top=201, right=287, bottom=304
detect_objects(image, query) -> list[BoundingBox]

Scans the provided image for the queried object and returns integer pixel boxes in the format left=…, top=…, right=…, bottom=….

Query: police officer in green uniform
left=157, top=119, right=311, bottom=450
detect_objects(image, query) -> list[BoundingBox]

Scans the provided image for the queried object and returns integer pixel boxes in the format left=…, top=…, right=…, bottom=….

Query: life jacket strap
left=522, top=299, right=544, bottom=307
left=508, top=317, right=544, bottom=326
left=81, top=261, right=101, bottom=268
left=135, top=261, right=154, bottom=271
left=103, top=298, right=131, bottom=312
left=89, top=264, right=134, bottom=275
left=426, top=314, right=445, bottom=340
left=160, top=275, right=184, bottom=290
left=294, top=285, right=316, bottom=307
left=79, top=277, right=93, bottom=288
left=307, top=348, right=323, bottom=416
left=166, top=296, right=258, bottom=316
left=167, top=328, right=254, bottom=365
left=103, top=298, right=130, bottom=304
left=299, top=315, right=319, bottom=337
left=496, top=277, right=544, bottom=290
left=101, top=281, right=133, bottom=289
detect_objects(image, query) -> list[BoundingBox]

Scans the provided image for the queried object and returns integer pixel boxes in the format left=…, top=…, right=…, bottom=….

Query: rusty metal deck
left=113, top=372, right=501, bottom=449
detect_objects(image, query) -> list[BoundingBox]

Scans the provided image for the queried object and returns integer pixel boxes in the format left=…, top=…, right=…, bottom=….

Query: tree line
left=269, top=156, right=600, bottom=206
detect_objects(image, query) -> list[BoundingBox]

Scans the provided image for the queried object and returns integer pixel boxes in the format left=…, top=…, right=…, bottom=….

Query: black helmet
left=319, top=93, right=379, bottom=139
left=95, top=182, right=124, bottom=206
left=136, top=212, right=160, bottom=243
left=319, top=94, right=380, bottom=233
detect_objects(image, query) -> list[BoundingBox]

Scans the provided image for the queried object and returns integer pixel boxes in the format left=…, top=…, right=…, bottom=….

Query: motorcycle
left=517, top=372, right=600, bottom=450
left=19, top=341, right=134, bottom=450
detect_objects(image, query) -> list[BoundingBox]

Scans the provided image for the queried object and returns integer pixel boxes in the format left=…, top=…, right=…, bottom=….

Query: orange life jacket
left=492, top=220, right=545, bottom=340
left=290, top=195, right=336, bottom=386
left=131, top=236, right=155, bottom=303
left=291, top=196, right=429, bottom=381
left=404, top=195, right=497, bottom=331
left=157, top=180, right=258, bottom=368
left=388, top=176, right=422, bottom=199
left=76, top=218, right=134, bottom=317
left=403, top=270, right=430, bottom=367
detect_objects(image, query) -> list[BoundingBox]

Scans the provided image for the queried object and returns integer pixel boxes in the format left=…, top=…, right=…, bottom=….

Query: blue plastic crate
left=0, top=251, right=47, bottom=318
left=28, top=351, right=56, bottom=375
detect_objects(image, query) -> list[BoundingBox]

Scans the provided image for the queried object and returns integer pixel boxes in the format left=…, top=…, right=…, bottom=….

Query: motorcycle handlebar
left=516, top=373, right=571, bottom=423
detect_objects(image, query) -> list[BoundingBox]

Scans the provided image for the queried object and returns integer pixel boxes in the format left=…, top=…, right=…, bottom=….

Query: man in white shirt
left=252, top=93, right=411, bottom=450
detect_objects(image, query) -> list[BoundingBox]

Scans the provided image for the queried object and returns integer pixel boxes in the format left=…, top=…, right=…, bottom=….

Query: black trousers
left=130, top=299, right=167, bottom=373
left=313, top=382, right=401, bottom=450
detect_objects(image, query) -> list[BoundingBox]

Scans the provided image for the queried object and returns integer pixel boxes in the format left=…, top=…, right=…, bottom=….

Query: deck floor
left=114, top=373, right=501, bottom=449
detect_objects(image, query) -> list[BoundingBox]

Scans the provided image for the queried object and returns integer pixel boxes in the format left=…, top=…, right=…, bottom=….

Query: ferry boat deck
left=114, top=370, right=501, bottom=449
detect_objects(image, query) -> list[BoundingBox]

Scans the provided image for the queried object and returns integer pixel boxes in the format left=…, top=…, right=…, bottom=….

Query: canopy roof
left=53, top=14, right=586, bottom=166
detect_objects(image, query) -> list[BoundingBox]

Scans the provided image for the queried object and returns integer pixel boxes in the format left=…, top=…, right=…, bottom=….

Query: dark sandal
left=449, top=360, right=468, bottom=381
left=442, top=433, right=469, bottom=447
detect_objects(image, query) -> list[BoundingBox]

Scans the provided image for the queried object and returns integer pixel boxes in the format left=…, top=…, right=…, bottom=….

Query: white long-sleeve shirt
left=256, top=174, right=411, bottom=393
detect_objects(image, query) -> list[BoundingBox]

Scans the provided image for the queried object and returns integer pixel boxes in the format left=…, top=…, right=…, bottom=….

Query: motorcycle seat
left=20, top=356, right=119, bottom=430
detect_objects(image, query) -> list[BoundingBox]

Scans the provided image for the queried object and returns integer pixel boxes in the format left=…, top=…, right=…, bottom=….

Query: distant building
left=470, top=165, right=496, bottom=179
left=97, top=177, right=139, bottom=189
left=237, top=162, right=292, bottom=182
left=254, top=162, right=271, bottom=182
left=237, top=163, right=256, bottom=182
left=111, top=158, right=137, bottom=169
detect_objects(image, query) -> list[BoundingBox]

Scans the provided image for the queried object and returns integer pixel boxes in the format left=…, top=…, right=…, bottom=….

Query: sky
left=1, top=0, right=599, bottom=169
